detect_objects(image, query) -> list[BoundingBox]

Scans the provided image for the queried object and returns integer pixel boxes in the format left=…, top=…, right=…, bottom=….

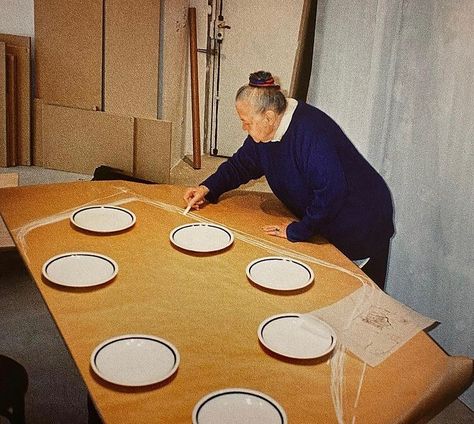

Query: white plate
left=42, top=252, right=118, bottom=287
left=192, top=388, right=287, bottom=424
left=90, top=334, right=180, bottom=387
left=71, top=205, right=136, bottom=233
left=258, top=313, right=337, bottom=359
left=246, top=257, right=314, bottom=291
left=170, top=223, right=234, bottom=253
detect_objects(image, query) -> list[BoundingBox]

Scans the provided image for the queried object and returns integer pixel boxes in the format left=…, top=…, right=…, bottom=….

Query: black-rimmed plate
left=90, top=334, right=180, bottom=387
left=70, top=205, right=136, bottom=233
left=192, top=388, right=287, bottom=424
left=246, top=257, right=314, bottom=291
left=42, top=252, right=118, bottom=287
left=258, top=313, right=337, bottom=359
left=170, top=223, right=234, bottom=253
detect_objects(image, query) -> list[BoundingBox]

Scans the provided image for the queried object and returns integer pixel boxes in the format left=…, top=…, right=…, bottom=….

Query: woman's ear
left=264, top=110, right=277, bottom=125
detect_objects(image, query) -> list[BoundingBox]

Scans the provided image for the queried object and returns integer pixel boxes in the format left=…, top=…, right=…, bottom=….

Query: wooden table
left=0, top=181, right=472, bottom=423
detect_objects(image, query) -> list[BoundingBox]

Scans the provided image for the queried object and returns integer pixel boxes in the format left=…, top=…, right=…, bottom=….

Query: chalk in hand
left=183, top=204, right=192, bottom=215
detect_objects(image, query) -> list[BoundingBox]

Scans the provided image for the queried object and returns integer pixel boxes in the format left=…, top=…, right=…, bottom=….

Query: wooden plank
left=34, top=0, right=102, bottom=110
left=0, top=34, right=31, bottom=165
left=289, top=0, right=319, bottom=101
left=0, top=35, right=33, bottom=166
left=5, top=53, right=17, bottom=166
left=0, top=43, right=6, bottom=166
left=161, top=0, right=189, bottom=166
left=134, top=117, right=172, bottom=183
left=0, top=34, right=30, bottom=49
left=32, top=98, right=44, bottom=166
left=104, top=0, right=160, bottom=118
left=0, top=215, right=15, bottom=249
left=0, top=172, right=18, bottom=187
left=0, top=172, right=18, bottom=250
left=5, top=45, right=30, bottom=165
left=42, top=104, right=134, bottom=175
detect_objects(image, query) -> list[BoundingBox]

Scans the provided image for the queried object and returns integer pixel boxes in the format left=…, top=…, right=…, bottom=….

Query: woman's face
left=236, top=101, right=275, bottom=143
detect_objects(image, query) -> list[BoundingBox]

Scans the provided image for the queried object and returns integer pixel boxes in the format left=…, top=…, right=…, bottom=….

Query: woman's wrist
left=198, top=185, right=210, bottom=196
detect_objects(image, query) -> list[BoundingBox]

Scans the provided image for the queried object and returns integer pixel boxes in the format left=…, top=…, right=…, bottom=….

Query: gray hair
left=235, top=85, right=287, bottom=115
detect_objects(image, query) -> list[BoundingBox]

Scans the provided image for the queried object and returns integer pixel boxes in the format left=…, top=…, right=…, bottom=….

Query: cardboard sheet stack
left=29, top=0, right=189, bottom=182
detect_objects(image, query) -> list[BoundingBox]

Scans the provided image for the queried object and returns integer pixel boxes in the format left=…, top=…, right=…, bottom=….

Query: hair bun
left=249, top=71, right=280, bottom=89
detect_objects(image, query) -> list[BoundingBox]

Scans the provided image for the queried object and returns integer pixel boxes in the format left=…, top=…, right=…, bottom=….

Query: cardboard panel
left=105, top=0, right=160, bottom=118
left=42, top=104, right=134, bottom=175
left=134, top=117, right=172, bottom=183
left=34, top=0, right=102, bottom=110
left=0, top=34, right=32, bottom=166
left=0, top=43, right=6, bottom=166
left=32, top=98, right=44, bottom=166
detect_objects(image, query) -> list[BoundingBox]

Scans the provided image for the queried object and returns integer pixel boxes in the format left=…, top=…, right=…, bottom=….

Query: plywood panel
left=32, top=98, right=44, bottom=166
left=105, top=0, right=160, bottom=118
left=0, top=43, right=6, bottom=166
left=134, top=118, right=172, bottom=183
left=0, top=34, right=32, bottom=166
left=42, top=104, right=134, bottom=175
left=34, top=0, right=102, bottom=110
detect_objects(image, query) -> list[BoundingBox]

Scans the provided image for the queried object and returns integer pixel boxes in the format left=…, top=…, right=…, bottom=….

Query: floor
left=0, top=158, right=472, bottom=423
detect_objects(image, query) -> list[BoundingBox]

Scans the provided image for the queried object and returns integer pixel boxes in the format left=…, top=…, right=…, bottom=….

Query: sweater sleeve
left=201, top=138, right=264, bottom=203
left=286, top=132, right=347, bottom=242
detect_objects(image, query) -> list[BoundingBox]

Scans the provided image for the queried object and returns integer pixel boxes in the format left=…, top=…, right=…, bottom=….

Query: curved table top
left=0, top=181, right=472, bottom=423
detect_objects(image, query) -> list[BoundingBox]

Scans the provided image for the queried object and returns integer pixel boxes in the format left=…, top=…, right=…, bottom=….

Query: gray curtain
left=308, top=0, right=473, bottom=408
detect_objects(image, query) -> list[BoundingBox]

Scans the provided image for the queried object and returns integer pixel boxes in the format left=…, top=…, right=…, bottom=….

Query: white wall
left=0, top=0, right=34, bottom=37
left=309, top=0, right=473, bottom=409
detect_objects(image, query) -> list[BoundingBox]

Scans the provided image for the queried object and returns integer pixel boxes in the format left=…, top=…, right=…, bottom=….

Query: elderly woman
left=184, top=71, right=394, bottom=289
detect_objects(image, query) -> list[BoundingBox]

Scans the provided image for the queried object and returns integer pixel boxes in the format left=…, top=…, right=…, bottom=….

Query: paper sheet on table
left=310, top=286, right=437, bottom=367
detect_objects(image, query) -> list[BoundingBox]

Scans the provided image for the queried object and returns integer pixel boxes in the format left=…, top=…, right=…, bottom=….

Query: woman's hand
left=183, top=185, right=210, bottom=210
left=262, top=222, right=291, bottom=239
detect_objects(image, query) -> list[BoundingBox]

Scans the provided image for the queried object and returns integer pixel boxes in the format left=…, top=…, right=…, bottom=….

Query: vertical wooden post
left=188, top=7, right=201, bottom=169
left=6, top=54, right=17, bottom=166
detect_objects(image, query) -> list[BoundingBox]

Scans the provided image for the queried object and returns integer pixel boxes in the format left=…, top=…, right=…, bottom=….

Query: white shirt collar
left=272, top=98, right=298, bottom=142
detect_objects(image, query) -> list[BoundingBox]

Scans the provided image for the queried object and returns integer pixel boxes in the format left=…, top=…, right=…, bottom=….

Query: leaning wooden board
left=0, top=33, right=31, bottom=165
left=0, top=42, right=6, bottom=166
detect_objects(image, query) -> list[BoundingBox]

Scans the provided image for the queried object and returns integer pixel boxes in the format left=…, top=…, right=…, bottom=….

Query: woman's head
left=235, top=71, right=287, bottom=143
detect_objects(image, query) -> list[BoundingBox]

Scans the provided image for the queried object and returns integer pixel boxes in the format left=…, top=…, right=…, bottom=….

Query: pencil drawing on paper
left=361, top=306, right=392, bottom=330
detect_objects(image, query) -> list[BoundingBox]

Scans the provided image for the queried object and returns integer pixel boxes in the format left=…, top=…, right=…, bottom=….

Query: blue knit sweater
left=202, top=101, right=394, bottom=259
